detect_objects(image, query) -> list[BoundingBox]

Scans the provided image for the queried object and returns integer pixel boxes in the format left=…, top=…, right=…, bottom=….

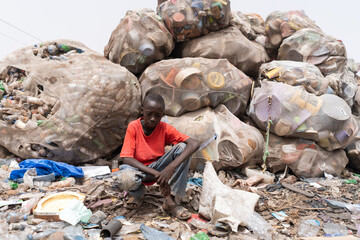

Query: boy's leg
left=116, top=164, right=146, bottom=209
left=147, top=143, right=191, bottom=197
left=147, top=143, right=192, bottom=220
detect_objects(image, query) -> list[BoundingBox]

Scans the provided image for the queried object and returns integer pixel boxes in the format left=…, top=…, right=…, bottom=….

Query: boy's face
left=142, top=100, right=164, bottom=130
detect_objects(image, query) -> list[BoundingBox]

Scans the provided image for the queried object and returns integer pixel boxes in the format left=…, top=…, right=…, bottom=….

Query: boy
left=119, top=93, right=199, bottom=220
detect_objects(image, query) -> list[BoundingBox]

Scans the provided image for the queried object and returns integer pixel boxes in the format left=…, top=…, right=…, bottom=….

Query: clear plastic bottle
left=5, top=212, right=27, bottom=223
left=90, top=210, right=107, bottom=224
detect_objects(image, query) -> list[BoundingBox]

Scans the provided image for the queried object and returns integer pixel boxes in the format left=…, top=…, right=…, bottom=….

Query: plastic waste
left=248, top=81, right=359, bottom=151
left=48, top=177, right=75, bottom=189
left=63, top=225, right=86, bottom=240
left=180, top=26, right=269, bottom=78
left=140, top=223, right=175, bottom=240
left=278, top=28, right=347, bottom=76
left=5, top=212, right=27, bottom=223
left=2, top=40, right=141, bottom=164
left=264, top=10, right=321, bottom=48
left=323, top=223, right=349, bottom=237
left=21, top=196, right=41, bottom=214
left=59, top=200, right=92, bottom=225
left=104, top=9, right=174, bottom=75
left=297, top=219, right=320, bottom=237
left=10, top=159, right=84, bottom=180
left=158, top=0, right=231, bottom=42
left=165, top=105, right=264, bottom=171
left=246, top=211, right=273, bottom=240
left=90, top=210, right=107, bottom=224
left=190, top=232, right=210, bottom=240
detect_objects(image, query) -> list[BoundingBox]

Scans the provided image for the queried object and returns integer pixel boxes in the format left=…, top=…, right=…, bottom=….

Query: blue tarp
left=10, top=159, right=84, bottom=180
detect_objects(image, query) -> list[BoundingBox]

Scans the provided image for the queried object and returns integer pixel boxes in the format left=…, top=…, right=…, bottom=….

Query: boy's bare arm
left=123, top=157, right=159, bottom=177
left=157, top=137, right=199, bottom=186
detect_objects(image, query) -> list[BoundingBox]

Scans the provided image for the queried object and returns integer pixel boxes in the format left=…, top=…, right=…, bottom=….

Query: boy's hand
left=156, top=166, right=175, bottom=186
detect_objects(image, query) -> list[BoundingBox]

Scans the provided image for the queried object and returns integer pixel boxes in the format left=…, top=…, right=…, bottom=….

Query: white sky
left=1, top=0, right=359, bottom=62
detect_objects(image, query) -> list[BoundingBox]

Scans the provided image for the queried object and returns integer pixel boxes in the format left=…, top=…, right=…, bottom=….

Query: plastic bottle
left=323, top=222, right=349, bottom=237
left=111, top=159, right=119, bottom=172
left=21, top=197, right=41, bottom=214
left=58, top=44, right=72, bottom=52
left=90, top=210, right=107, bottom=224
left=48, top=44, right=58, bottom=55
left=48, top=177, right=75, bottom=189
left=297, top=219, right=320, bottom=237
left=6, top=212, right=27, bottom=223
left=190, top=232, right=210, bottom=240
left=30, top=229, right=56, bottom=240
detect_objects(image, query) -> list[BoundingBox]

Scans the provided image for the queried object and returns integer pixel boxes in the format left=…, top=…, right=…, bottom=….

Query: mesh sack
left=248, top=81, right=359, bottom=151
left=230, top=11, right=266, bottom=40
left=139, top=57, right=252, bottom=117
left=104, top=9, right=175, bottom=75
left=164, top=105, right=264, bottom=171
left=266, top=133, right=348, bottom=177
left=346, top=129, right=360, bottom=171
left=278, top=28, right=347, bottom=76
left=265, top=10, right=321, bottom=48
left=180, top=26, right=269, bottom=78
left=157, top=0, right=231, bottom=42
left=0, top=40, right=141, bottom=163
left=260, top=60, right=332, bottom=96
left=326, top=69, right=357, bottom=108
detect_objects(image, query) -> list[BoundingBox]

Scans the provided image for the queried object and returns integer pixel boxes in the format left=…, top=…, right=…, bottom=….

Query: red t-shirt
left=120, top=118, right=189, bottom=165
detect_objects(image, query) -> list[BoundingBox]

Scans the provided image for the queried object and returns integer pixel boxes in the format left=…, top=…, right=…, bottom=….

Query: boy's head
left=142, top=93, right=165, bottom=130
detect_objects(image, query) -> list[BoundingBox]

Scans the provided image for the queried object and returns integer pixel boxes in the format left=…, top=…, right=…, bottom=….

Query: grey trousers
left=119, top=143, right=191, bottom=198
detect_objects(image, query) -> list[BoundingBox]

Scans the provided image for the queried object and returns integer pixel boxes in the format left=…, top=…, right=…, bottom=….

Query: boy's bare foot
left=162, top=195, right=191, bottom=220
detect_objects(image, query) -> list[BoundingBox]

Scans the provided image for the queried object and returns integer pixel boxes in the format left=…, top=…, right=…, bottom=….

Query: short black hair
left=143, top=93, right=165, bottom=109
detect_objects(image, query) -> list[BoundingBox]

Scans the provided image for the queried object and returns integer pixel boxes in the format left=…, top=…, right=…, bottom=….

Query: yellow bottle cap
left=206, top=72, right=225, bottom=90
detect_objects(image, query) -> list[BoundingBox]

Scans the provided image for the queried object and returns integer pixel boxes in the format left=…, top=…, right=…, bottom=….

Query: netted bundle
left=139, top=57, right=253, bottom=117
left=230, top=11, right=266, bottom=40
left=248, top=81, right=358, bottom=151
left=260, top=60, right=333, bottom=96
left=265, top=134, right=348, bottom=177
left=157, top=0, right=231, bottom=42
left=164, top=105, right=264, bottom=171
left=104, top=9, right=174, bottom=75
left=326, top=69, right=357, bottom=108
left=265, top=10, right=321, bottom=48
left=278, top=28, right=347, bottom=76
left=180, top=26, right=269, bottom=78
left=1, top=40, right=141, bottom=163
left=345, top=131, right=360, bottom=172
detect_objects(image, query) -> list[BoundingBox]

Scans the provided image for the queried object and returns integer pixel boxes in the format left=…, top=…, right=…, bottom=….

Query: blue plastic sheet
left=140, top=224, right=175, bottom=240
left=187, top=177, right=203, bottom=187
left=9, top=159, right=84, bottom=180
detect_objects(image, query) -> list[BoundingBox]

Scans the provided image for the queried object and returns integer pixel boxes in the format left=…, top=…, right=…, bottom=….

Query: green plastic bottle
left=0, top=80, right=5, bottom=91
left=58, top=44, right=72, bottom=52
left=190, top=232, right=210, bottom=240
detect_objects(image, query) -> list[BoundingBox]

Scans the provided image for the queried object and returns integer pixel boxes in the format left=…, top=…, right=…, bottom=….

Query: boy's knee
left=116, top=165, right=145, bottom=191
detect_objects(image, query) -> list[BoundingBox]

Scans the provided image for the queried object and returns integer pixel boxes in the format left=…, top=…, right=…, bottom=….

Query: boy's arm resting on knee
left=122, top=157, right=159, bottom=177
left=157, top=137, right=199, bottom=186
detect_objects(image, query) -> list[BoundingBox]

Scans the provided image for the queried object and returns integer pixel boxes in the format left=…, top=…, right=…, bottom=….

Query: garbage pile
left=1, top=40, right=141, bottom=163
left=104, top=9, right=174, bottom=75
left=157, top=0, right=231, bottom=42
left=1, top=0, right=360, bottom=239
left=140, top=57, right=252, bottom=117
